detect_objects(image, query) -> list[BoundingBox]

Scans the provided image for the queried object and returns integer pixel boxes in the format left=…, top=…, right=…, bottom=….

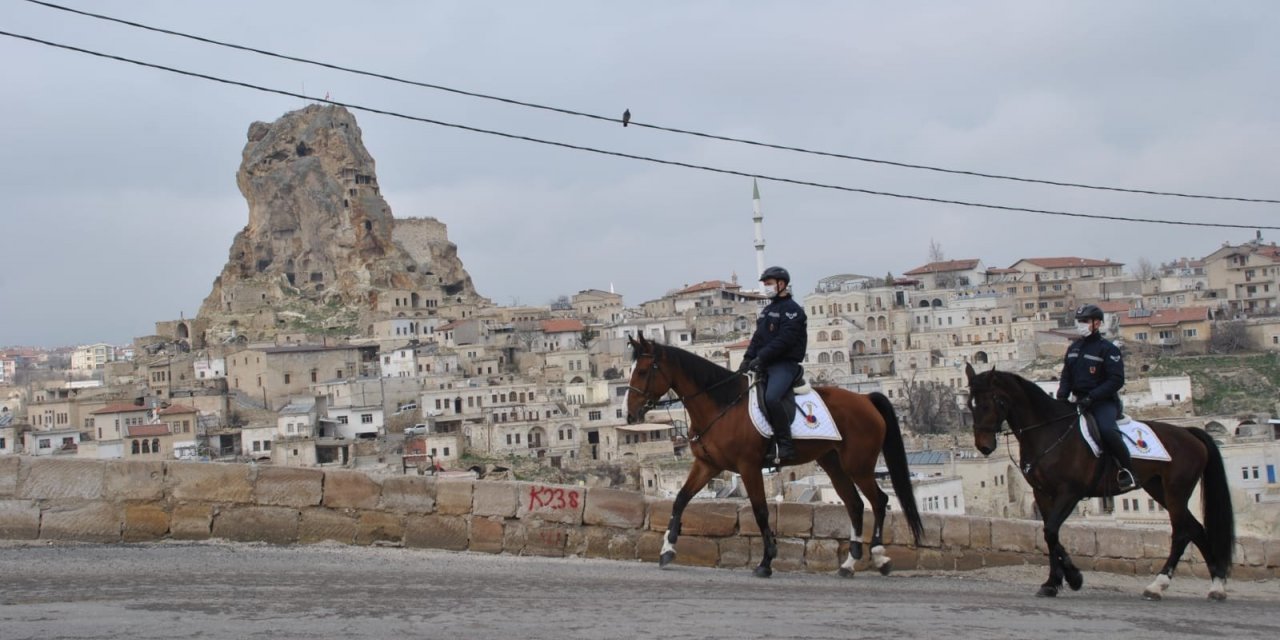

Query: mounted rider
left=1056, top=303, right=1136, bottom=491
left=738, top=266, right=807, bottom=463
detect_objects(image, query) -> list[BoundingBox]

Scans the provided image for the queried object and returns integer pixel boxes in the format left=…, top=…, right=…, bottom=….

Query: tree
left=883, top=271, right=895, bottom=287
left=577, top=328, right=599, bottom=350
left=1208, top=320, right=1249, bottom=354
left=899, top=376, right=965, bottom=435
left=928, top=238, right=945, bottom=264
left=1134, top=257, right=1158, bottom=280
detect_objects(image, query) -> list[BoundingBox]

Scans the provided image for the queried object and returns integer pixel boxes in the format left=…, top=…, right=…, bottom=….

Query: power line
left=23, top=0, right=1280, bottom=205
left=3, top=29, right=1278, bottom=233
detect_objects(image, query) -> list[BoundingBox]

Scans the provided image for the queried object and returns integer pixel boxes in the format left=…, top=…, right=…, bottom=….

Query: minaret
left=752, top=179, right=766, bottom=290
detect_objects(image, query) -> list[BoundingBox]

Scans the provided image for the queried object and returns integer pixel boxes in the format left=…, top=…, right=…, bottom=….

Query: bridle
left=969, top=385, right=1080, bottom=477
left=627, top=346, right=752, bottom=441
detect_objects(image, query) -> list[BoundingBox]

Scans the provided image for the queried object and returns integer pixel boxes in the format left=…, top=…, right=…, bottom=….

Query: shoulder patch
left=1109, top=354, right=1121, bottom=362
left=784, top=312, right=798, bottom=320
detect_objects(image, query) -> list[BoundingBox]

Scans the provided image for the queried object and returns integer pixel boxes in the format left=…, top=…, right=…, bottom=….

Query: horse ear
left=964, top=363, right=976, bottom=382
left=637, top=334, right=648, bottom=348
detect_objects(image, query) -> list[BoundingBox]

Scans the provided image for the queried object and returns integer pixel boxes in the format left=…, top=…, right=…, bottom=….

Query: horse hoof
left=837, top=567, right=855, bottom=579
left=1208, top=590, right=1227, bottom=602
left=1036, top=586, right=1059, bottom=598
left=1142, top=589, right=1163, bottom=601
left=1065, top=569, right=1083, bottom=591
left=878, top=560, right=892, bottom=576
left=754, top=566, right=773, bottom=579
left=659, top=551, right=675, bottom=568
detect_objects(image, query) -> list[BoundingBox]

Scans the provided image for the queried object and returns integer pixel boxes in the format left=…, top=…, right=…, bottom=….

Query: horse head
left=964, top=363, right=1010, bottom=456
left=625, top=334, right=674, bottom=424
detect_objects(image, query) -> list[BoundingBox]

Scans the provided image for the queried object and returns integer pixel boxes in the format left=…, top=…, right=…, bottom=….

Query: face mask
left=766, top=282, right=785, bottom=299
left=1075, top=321, right=1093, bottom=337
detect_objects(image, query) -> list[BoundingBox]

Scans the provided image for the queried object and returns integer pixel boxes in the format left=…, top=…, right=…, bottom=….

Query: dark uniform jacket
left=1056, top=332, right=1124, bottom=402
left=744, top=296, right=807, bottom=366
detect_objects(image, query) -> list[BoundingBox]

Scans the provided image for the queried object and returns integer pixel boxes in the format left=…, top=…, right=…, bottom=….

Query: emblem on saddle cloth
left=1078, top=415, right=1172, bottom=462
left=748, top=390, right=841, bottom=441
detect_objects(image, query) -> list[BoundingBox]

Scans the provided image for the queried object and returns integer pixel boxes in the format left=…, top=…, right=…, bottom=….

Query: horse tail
left=869, top=392, right=923, bottom=546
left=1188, top=427, right=1235, bottom=577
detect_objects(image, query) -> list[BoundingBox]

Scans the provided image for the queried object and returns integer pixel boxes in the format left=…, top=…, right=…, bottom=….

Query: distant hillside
left=1146, top=353, right=1280, bottom=416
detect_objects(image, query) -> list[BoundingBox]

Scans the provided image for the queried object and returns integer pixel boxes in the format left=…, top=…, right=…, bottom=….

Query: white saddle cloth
left=1079, top=416, right=1172, bottom=462
left=749, top=387, right=841, bottom=441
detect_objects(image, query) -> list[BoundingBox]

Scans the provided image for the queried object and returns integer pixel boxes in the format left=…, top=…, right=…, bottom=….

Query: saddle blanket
left=749, top=388, right=841, bottom=441
left=1079, top=416, right=1172, bottom=462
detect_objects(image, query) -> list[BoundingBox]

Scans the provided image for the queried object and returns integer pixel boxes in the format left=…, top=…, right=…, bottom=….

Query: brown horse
left=964, top=364, right=1235, bottom=600
left=625, top=334, right=922, bottom=578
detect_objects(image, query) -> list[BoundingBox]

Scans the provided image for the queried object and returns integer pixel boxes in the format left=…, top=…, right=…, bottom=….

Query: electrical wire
left=22, top=0, right=1280, bottom=205
left=2, top=29, right=1278, bottom=232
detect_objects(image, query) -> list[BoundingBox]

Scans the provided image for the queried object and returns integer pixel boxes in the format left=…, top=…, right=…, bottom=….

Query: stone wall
left=0, top=456, right=1276, bottom=580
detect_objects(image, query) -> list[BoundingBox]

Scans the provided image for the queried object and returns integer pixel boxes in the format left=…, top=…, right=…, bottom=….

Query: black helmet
left=1074, top=304, right=1104, bottom=322
left=760, top=266, right=790, bottom=283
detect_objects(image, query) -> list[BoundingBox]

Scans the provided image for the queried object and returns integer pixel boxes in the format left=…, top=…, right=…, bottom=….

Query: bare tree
left=928, top=238, right=945, bottom=263
left=898, top=376, right=965, bottom=435
left=577, top=328, right=599, bottom=350
left=1208, top=320, right=1249, bottom=353
left=1134, top=257, right=1158, bottom=280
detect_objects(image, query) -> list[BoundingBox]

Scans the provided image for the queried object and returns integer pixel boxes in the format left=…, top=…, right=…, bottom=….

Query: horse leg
left=660, top=458, right=719, bottom=569
left=737, top=467, right=776, bottom=578
left=1033, top=492, right=1081, bottom=597
left=816, top=452, right=865, bottom=578
left=1153, top=494, right=1217, bottom=600
left=850, top=469, right=892, bottom=576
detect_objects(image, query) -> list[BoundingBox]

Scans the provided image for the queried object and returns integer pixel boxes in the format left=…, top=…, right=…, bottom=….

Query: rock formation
left=198, top=105, right=487, bottom=341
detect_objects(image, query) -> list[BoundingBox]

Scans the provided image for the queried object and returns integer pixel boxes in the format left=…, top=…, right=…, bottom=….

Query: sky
left=1, top=1, right=1278, bottom=347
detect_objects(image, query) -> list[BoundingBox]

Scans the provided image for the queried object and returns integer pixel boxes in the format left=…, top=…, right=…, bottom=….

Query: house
left=902, top=259, right=985, bottom=290
left=539, top=318, right=586, bottom=352
left=1116, top=307, right=1213, bottom=352
left=1004, top=257, right=1125, bottom=325
left=1200, top=239, right=1280, bottom=315
left=124, top=422, right=172, bottom=460
left=225, top=343, right=378, bottom=410
left=84, top=403, right=152, bottom=459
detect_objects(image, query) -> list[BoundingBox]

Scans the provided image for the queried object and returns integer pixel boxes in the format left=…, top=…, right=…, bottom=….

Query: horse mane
left=974, top=369, right=1062, bottom=411
left=636, top=343, right=745, bottom=407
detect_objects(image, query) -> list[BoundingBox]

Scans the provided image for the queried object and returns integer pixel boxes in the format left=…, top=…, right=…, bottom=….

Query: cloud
left=1, top=1, right=1277, bottom=345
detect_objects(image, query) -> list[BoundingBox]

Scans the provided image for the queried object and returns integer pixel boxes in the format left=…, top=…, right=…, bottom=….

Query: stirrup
left=1117, top=468, right=1137, bottom=491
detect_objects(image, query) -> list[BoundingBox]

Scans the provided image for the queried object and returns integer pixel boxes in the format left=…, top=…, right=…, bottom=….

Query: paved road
left=1, top=541, right=1276, bottom=640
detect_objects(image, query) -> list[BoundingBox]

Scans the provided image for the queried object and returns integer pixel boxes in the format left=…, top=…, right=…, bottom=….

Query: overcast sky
left=2, top=1, right=1277, bottom=347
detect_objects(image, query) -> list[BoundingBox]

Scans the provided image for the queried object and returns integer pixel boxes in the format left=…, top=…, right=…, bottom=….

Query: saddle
left=755, top=366, right=807, bottom=427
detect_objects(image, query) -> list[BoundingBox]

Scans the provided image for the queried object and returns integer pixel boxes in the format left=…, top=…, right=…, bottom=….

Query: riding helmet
left=759, top=266, right=790, bottom=283
left=1074, top=304, right=1104, bottom=322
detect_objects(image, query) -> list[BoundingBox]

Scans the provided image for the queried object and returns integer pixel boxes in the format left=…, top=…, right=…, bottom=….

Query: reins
left=628, top=352, right=757, bottom=443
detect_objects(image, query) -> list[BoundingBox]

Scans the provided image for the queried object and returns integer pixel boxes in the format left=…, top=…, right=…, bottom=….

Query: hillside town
left=2, top=106, right=1277, bottom=540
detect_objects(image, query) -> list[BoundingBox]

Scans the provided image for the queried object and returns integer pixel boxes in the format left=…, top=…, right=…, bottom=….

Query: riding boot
left=1102, top=429, right=1137, bottom=491
left=768, top=410, right=797, bottom=464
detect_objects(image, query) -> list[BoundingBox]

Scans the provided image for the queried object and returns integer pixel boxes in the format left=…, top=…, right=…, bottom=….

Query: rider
left=1056, top=303, right=1135, bottom=491
left=738, top=266, right=807, bottom=463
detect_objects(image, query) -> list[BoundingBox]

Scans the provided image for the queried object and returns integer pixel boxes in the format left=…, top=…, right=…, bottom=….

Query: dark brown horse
left=625, top=334, right=922, bottom=578
left=965, top=364, right=1235, bottom=600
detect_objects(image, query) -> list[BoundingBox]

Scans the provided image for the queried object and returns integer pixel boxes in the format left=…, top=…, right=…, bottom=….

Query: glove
left=737, top=358, right=754, bottom=373
left=749, top=359, right=764, bottom=373
left=1077, top=395, right=1094, bottom=409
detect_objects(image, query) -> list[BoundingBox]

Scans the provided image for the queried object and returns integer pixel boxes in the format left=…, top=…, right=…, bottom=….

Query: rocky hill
left=197, top=105, right=486, bottom=341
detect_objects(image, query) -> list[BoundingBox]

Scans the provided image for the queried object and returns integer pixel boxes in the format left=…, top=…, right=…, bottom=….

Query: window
left=38, top=438, right=51, bottom=449
left=589, top=410, right=602, bottom=421
left=361, top=414, right=373, bottom=424
left=338, top=416, right=349, bottom=424
left=443, top=447, right=450, bottom=456
left=1183, top=329, right=1198, bottom=338
left=253, top=441, right=261, bottom=452
left=284, top=373, right=291, bottom=384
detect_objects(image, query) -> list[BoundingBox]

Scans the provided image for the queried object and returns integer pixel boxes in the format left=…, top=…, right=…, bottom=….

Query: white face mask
left=1075, top=321, right=1094, bottom=337
left=765, top=281, right=786, bottom=299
